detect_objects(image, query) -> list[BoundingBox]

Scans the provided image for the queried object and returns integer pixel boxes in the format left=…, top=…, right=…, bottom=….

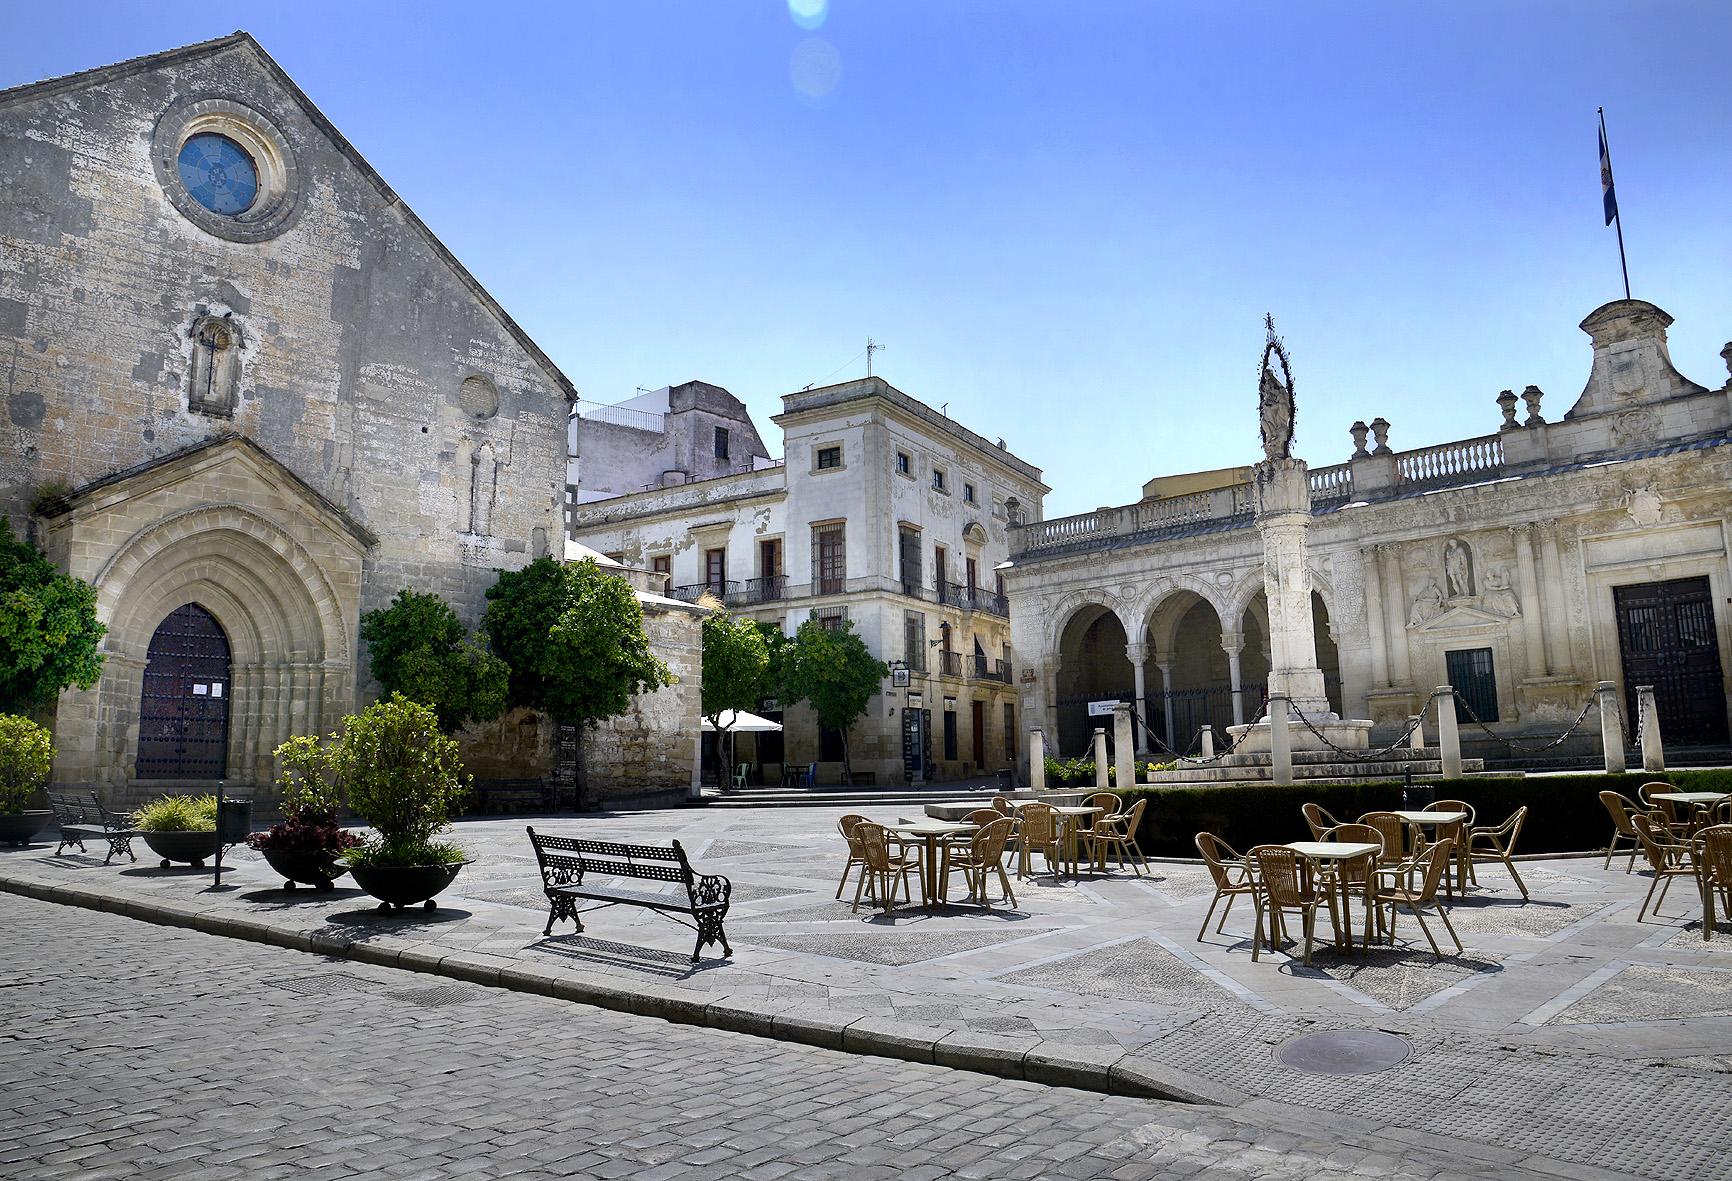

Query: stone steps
left=1149, top=757, right=1485, bottom=784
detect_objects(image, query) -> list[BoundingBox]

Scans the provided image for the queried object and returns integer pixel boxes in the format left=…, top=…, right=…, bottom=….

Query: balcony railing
left=1397, top=435, right=1504, bottom=487
left=900, top=579, right=926, bottom=601
left=938, top=581, right=1010, bottom=617
left=970, top=655, right=1012, bottom=682
left=939, top=651, right=963, bottom=678
left=668, top=576, right=786, bottom=607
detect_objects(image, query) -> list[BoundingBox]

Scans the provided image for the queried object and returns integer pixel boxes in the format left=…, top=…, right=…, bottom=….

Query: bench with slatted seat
left=526, top=827, right=732, bottom=962
left=48, top=790, right=137, bottom=864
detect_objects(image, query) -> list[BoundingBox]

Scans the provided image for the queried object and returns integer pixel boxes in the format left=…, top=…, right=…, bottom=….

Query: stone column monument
left=1232, top=317, right=1372, bottom=752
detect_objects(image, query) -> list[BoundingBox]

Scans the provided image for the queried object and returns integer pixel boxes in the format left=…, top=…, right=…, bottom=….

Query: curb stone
left=0, top=871, right=1221, bottom=1106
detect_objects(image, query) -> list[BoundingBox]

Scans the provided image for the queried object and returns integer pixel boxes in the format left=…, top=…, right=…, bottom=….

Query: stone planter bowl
left=0, top=810, right=51, bottom=847
left=349, top=861, right=469, bottom=911
left=261, top=848, right=350, bottom=891
left=140, top=829, right=221, bottom=868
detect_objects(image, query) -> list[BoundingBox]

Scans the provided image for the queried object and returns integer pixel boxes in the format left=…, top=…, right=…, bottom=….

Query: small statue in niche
left=1481, top=565, right=1520, bottom=618
left=1408, top=579, right=1444, bottom=627
left=188, top=311, right=243, bottom=417
left=1444, top=538, right=1475, bottom=599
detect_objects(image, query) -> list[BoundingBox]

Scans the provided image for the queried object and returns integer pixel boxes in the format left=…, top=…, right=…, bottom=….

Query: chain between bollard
left=1449, top=687, right=1599, bottom=754
left=1284, top=691, right=1445, bottom=762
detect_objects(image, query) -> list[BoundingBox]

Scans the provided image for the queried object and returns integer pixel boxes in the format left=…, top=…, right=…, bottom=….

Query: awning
left=702, top=710, right=784, bottom=733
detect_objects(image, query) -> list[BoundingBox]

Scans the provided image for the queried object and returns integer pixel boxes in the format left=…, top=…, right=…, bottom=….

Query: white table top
left=1650, top=792, right=1730, bottom=805
left=889, top=821, right=978, bottom=836
left=1389, top=810, right=1468, bottom=824
left=1285, top=841, right=1381, bottom=860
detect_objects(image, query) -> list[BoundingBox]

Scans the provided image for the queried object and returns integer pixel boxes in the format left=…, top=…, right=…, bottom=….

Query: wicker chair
left=836, top=813, right=871, bottom=899
left=1089, top=797, right=1149, bottom=875
left=1370, top=839, right=1462, bottom=959
left=944, top=817, right=1018, bottom=908
left=991, top=794, right=1018, bottom=816
left=1017, top=802, right=1064, bottom=880
left=1598, top=791, right=1645, bottom=873
left=1301, top=802, right=1343, bottom=841
left=1320, top=823, right=1383, bottom=950
left=1359, top=811, right=1419, bottom=883
left=850, top=821, right=922, bottom=914
left=1696, top=824, right=1732, bottom=941
left=1249, top=844, right=1335, bottom=966
left=1194, top=833, right=1258, bottom=941
left=1424, top=799, right=1474, bottom=897
left=1631, top=813, right=1697, bottom=923
left=1639, top=781, right=1691, bottom=837
left=965, top=808, right=1005, bottom=826
left=1465, top=807, right=1529, bottom=900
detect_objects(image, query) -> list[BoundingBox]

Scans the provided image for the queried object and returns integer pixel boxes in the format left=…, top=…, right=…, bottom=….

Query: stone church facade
left=1005, top=300, right=1732, bottom=765
left=0, top=35, right=573, bottom=800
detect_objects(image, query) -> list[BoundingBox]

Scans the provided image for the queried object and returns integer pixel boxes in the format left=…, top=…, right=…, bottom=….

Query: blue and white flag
left=1599, top=123, right=1618, bottom=226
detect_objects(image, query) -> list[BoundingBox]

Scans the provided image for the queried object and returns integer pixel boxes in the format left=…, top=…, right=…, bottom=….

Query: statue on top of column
left=1258, top=313, right=1295, bottom=463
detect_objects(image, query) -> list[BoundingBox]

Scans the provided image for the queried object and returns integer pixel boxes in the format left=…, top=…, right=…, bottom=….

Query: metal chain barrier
left=1283, top=691, right=1442, bottom=762
left=1449, top=687, right=1598, bottom=754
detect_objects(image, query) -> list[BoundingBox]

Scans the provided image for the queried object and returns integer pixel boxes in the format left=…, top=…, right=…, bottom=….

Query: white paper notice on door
left=193, top=684, right=208, bottom=695
left=211, top=683, right=223, bottom=698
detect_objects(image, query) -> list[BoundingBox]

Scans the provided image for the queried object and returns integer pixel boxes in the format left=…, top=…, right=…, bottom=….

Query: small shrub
left=251, top=732, right=359, bottom=857
left=333, top=694, right=469, bottom=868
left=133, top=794, right=218, bottom=832
left=342, top=837, right=465, bottom=869
left=247, top=812, right=363, bottom=857
left=0, top=714, right=53, bottom=816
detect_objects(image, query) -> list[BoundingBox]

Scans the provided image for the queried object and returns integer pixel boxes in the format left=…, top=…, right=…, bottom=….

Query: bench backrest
left=526, top=827, right=696, bottom=898
left=47, top=790, right=94, bottom=829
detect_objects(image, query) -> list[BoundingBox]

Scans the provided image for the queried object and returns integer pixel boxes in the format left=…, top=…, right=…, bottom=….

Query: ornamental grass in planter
left=247, top=734, right=361, bottom=891
left=0, top=714, right=53, bottom=847
left=133, top=793, right=220, bottom=867
left=333, top=694, right=472, bottom=910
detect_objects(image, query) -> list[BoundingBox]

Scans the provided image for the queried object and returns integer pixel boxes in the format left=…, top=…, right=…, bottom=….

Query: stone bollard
left=1436, top=688, right=1462, bottom=779
left=1113, top=704, right=1137, bottom=791
left=1199, top=726, right=1215, bottom=759
left=1638, top=684, right=1663, bottom=773
left=1269, top=697, right=1293, bottom=787
left=1598, top=681, right=1627, bottom=775
left=1092, top=728, right=1110, bottom=789
left=1408, top=714, right=1425, bottom=752
left=1028, top=729, right=1046, bottom=790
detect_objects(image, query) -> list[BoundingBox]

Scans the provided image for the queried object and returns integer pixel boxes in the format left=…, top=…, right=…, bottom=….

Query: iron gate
left=1614, top=577, right=1729, bottom=747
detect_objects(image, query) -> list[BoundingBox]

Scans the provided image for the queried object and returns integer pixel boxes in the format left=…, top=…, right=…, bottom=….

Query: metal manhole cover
left=266, top=973, right=378, bottom=997
left=386, top=984, right=486, bottom=1009
left=1275, top=1030, right=1412, bottom=1076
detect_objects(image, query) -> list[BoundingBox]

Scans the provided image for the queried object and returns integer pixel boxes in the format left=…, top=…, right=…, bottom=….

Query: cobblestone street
left=1, top=892, right=1581, bottom=1180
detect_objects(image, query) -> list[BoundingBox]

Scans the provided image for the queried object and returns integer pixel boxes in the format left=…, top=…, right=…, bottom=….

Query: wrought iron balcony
left=970, top=655, right=1013, bottom=682
left=939, top=651, right=963, bottom=678
left=939, top=581, right=1010, bottom=617
left=667, top=576, right=787, bottom=607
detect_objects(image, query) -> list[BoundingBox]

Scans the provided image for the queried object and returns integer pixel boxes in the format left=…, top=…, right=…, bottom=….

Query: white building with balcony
left=568, top=376, right=1048, bottom=785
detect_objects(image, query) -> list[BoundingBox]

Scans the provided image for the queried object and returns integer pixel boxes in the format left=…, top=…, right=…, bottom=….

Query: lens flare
left=788, top=0, right=827, bottom=31
left=789, top=37, right=842, bottom=101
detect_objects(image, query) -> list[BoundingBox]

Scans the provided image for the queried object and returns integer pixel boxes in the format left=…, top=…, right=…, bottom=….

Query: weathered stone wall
left=582, top=599, right=705, bottom=801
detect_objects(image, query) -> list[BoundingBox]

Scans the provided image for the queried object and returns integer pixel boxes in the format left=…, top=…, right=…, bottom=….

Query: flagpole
left=1599, top=106, right=1631, bottom=300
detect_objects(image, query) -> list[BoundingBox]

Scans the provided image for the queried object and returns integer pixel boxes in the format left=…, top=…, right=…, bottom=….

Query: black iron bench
left=471, top=778, right=554, bottom=815
left=47, top=790, right=136, bottom=864
left=525, top=827, right=731, bottom=962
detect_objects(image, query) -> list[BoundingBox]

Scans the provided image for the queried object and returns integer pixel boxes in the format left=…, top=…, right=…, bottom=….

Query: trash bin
left=217, top=796, right=253, bottom=845
left=996, top=767, right=1015, bottom=791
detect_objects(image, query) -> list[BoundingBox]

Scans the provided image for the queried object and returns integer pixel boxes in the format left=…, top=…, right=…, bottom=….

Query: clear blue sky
left=5, top=2, right=1729, bottom=515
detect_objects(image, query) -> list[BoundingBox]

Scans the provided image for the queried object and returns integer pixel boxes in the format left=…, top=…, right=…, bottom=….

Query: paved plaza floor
left=5, top=800, right=1731, bottom=1179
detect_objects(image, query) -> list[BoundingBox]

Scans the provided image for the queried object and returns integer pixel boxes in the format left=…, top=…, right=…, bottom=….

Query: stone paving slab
left=8, top=802, right=1732, bottom=1179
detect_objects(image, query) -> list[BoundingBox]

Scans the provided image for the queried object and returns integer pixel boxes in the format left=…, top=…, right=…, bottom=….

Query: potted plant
left=0, top=714, right=53, bottom=846
left=334, top=694, right=472, bottom=911
left=134, top=794, right=221, bottom=867
left=247, top=734, right=361, bottom=891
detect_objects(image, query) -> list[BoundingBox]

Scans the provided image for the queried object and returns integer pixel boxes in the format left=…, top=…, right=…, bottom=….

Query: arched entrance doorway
left=1054, top=604, right=1131, bottom=757
left=136, top=603, right=233, bottom=779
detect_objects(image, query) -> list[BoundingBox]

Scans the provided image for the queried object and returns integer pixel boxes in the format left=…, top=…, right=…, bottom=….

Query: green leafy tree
left=701, top=612, right=771, bottom=788
left=780, top=616, right=887, bottom=784
left=484, top=557, right=671, bottom=800
left=0, top=714, right=53, bottom=816
left=360, top=588, right=508, bottom=733
left=0, top=519, right=105, bottom=712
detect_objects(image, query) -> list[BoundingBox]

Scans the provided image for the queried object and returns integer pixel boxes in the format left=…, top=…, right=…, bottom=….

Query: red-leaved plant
left=249, top=733, right=359, bottom=858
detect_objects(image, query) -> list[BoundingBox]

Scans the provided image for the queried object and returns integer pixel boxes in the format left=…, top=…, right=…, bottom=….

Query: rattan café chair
left=1017, top=802, right=1064, bottom=880
left=1301, top=801, right=1343, bottom=841
left=1370, top=839, right=1462, bottom=960
left=1598, top=791, right=1646, bottom=874
left=1631, top=813, right=1698, bottom=923
left=1194, top=832, right=1258, bottom=941
left=849, top=821, right=923, bottom=915
left=1696, top=824, right=1732, bottom=941
left=945, top=816, right=1019, bottom=909
left=1090, top=797, right=1150, bottom=875
left=1249, top=844, right=1336, bottom=966
left=1464, top=806, right=1530, bottom=901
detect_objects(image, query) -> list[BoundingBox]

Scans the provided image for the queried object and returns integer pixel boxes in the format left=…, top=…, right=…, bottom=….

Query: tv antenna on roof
left=866, top=337, right=885, bottom=378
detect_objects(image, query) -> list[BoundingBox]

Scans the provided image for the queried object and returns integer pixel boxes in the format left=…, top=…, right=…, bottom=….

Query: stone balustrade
left=1395, top=434, right=1504, bottom=487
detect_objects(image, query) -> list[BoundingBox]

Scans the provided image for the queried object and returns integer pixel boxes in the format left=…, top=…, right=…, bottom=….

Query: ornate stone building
left=1005, top=300, right=1732, bottom=764
left=0, top=35, right=573, bottom=799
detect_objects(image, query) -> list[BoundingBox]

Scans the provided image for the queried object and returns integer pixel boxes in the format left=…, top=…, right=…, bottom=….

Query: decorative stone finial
left=1521, top=384, right=1545, bottom=426
left=1496, top=389, right=1518, bottom=429
left=1721, top=341, right=1732, bottom=382
left=1349, top=420, right=1369, bottom=457
left=1369, top=416, right=1391, bottom=455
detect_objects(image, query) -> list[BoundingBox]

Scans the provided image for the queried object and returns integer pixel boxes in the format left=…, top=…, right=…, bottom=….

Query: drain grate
left=266, top=973, right=379, bottom=997
left=385, top=984, right=486, bottom=1009
left=1275, top=1029, right=1412, bottom=1076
